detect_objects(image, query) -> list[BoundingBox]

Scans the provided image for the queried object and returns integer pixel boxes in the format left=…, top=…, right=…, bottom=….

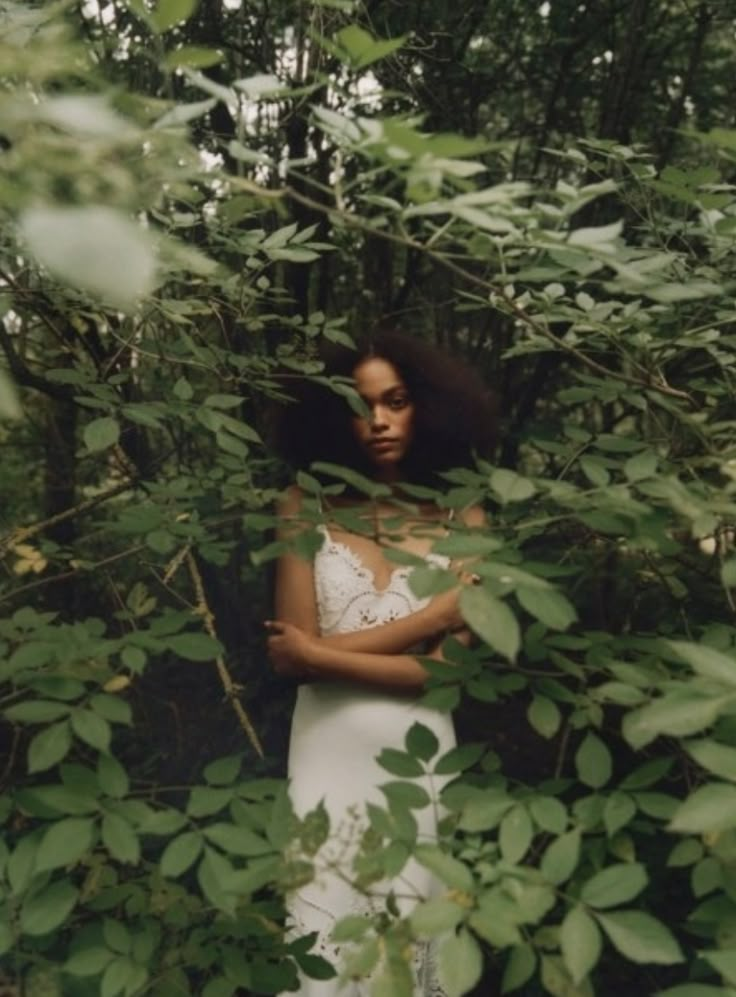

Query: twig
left=0, top=478, right=136, bottom=558
left=0, top=543, right=148, bottom=607
left=186, top=551, right=264, bottom=758
left=231, top=176, right=695, bottom=404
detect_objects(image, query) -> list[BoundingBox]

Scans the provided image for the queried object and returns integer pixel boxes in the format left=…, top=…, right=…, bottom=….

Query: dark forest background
left=1, top=1, right=736, bottom=995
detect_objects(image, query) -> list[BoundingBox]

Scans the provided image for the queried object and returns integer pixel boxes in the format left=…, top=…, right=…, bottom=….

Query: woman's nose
left=370, top=405, right=389, bottom=429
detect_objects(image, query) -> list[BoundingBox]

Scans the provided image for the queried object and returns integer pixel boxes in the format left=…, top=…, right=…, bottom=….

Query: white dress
left=286, top=526, right=455, bottom=995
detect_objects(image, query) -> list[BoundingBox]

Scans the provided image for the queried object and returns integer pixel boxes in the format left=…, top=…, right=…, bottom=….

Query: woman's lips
left=368, top=438, right=398, bottom=451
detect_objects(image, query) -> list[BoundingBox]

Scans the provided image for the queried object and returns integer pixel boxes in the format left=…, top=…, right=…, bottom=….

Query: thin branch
left=0, top=478, right=137, bottom=558
left=186, top=551, right=264, bottom=758
left=0, top=543, right=148, bottom=607
left=231, top=176, right=695, bottom=404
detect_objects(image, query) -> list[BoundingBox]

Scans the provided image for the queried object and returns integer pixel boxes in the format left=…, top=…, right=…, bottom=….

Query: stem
left=186, top=551, right=264, bottom=758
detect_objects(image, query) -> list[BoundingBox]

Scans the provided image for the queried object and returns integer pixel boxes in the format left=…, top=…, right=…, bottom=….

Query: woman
left=267, top=330, right=495, bottom=995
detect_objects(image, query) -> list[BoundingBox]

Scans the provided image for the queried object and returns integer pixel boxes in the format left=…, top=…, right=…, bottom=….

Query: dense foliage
left=1, top=1, right=736, bottom=995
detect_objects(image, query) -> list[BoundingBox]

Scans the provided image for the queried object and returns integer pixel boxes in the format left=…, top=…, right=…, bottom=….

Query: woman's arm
left=269, top=489, right=484, bottom=682
left=272, top=487, right=471, bottom=654
left=266, top=618, right=446, bottom=690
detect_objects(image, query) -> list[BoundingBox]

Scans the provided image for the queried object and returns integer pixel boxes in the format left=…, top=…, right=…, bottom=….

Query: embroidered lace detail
left=314, top=527, right=449, bottom=637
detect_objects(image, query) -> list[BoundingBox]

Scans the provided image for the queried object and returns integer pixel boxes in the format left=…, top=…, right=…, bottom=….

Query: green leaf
left=20, top=206, right=156, bottom=313
left=28, top=721, right=72, bottom=773
left=203, top=755, right=242, bottom=785
left=407, top=565, right=457, bottom=598
left=163, top=45, right=223, bottom=69
left=410, top=898, right=466, bottom=937
left=154, top=97, right=216, bottom=129
left=173, top=377, right=193, bottom=401
left=634, top=792, right=678, bottom=820
left=460, top=586, right=520, bottom=661
left=560, top=905, right=601, bottom=984
left=97, top=754, right=129, bottom=798
left=624, top=450, right=658, bottom=482
left=160, top=831, right=203, bottom=877
left=517, top=586, right=577, bottom=631
left=458, top=791, right=513, bottom=831
left=721, top=559, right=736, bottom=588
left=72, top=709, right=112, bottom=752
left=0, top=367, right=21, bottom=420
left=501, top=943, right=536, bottom=993
left=151, top=0, right=198, bottom=32
left=310, top=461, right=390, bottom=498
left=469, top=889, right=522, bottom=948
left=432, top=534, right=503, bottom=558
left=527, top=695, right=561, bottom=738
left=575, top=732, right=612, bottom=789
left=415, top=845, right=473, bottom=892
left=568, top=219, right=622, bottom=247
left=165, top=632, right=223, bottom=661
left=100, top=956, right=140, bottom=997
left=84, top=417, right=120, bottom=453
left=102, top=813, right=140, bottom=864
left=203, top=823, right=273, bottom=857
left=667, top=640, right=736, bottom=688
left=137, top=807, right=188, bottom=836
left=603, top=792, right=636, bottom=836
left=529, top=796, right=567, bottom=834
left=438, top=928, right=483, bottom=997
left=370, top=957, right=413, bottom=997
left=489, top=468, right=536, bottom=503
left=4, top=700, right=71, bottom=723
left=701, top=949, right=736, bottom=985
left=20, top=880, right=79, bottom=935
left=8, top=834, right=40, bottom=894
left=623, top=692, right=729, bottom=748
left=642, top=281, right=722, bottom=303
left=580, top=456, right=610, bottom=487
left=434, top=743, right=485, bottom=775
left=685, top=739, right=736, bottom=782
left=36, top=817, right=95, bottom=873
left=580, top=863, right=648, bottom=909
left=405, top=722, right=439, bottom=761
left=198, top=846, right=237, bottom=914
left=668, top=782, right=736, bottom=834
left=596, top=910, right=683, bottom=964
left=499, top=805, right=534, bottom=864
left=89, top=694, right=132, bottom=726
left=667, top=838, right=703, bottom=868
left=334, top=24, right=408, bottom=70
left=380, top=781, right=431, bottom=809
left=187, top=786, right=232, bottom=817
left=541, top=828, right=581, bottom=886
left=376, top=748, right=424, bottom=778
left=103, top=918, right=130, bottom=954
left=64, top=946, right=115, bottom=976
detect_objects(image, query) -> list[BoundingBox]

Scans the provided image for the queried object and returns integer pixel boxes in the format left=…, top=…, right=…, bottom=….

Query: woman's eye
left=389, top=396, right=410, bottom=410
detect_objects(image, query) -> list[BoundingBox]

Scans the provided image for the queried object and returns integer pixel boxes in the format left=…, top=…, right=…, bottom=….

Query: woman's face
left=350, top=357, right=415, bottom=479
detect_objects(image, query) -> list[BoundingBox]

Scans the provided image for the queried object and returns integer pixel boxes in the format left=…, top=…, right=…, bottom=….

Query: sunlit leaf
left=459, top=586, right=520, bottom=661
left=596, top=910, right=683, bottom=964
left=20, top=206, right=157, bottom=312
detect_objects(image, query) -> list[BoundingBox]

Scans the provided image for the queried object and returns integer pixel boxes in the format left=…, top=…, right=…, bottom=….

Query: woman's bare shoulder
left=277, top=483, right=306, bottom=517
left=459, top=503, right=486, bottom=528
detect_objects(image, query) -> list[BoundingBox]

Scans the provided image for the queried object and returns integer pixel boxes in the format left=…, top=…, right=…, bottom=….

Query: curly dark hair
left=272, top=328, right=497, bottom=487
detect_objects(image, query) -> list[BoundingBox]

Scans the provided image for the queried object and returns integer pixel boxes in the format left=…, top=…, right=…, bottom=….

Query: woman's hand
left=265, top=620, right=320, bottom=678
left=427, top=571, right=479, bottom=632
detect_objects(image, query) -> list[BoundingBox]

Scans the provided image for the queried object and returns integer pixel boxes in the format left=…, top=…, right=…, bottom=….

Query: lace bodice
left=313, top=526, right=450, bottom=636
